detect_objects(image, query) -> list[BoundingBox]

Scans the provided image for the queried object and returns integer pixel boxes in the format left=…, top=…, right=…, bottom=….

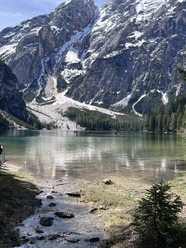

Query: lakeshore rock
left=47, top=195, right=54, bottom=199
left=89, top=207, right=98, bottom=213
left=102, top=179, right=113, bottom=185
left=48, top=234, right=62, bottom=240
left=66, top=191, right=81, bottom=197
left=99, top=205, right=107, bottom=210
left=39, top=217, right=54, bottom=226
left=48, top=202, right=57, bottom=207
left=35, top=229, right=44, bottom=234
left=89, top=237, right=100, bottom=243
left=54, top=211, right=74, bottom=218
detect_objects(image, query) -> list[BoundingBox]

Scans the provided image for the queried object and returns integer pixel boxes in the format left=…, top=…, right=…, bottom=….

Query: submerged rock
left=47, top=195, right=54, bottom=199
left=48, top=234, right=62, bottom=240
left=35, top=228, right=44, bottom=234
left=89, top=237, right=100, bottom=243
left=39, top=217, right=54, bottom=226
left=48, top=202, right=57, bottom=207
left=54, top=211, right=74, bottom=218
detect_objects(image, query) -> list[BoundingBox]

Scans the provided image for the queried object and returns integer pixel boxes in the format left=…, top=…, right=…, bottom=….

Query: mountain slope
left=0, top=0, right=186, bottom=116
left=0, top=61, right=28, bottom=121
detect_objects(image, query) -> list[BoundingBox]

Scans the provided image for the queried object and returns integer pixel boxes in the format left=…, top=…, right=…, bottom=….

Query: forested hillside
left=65, top=107, right=144, bottom=131
left=145, top=94, right=186, bottom=133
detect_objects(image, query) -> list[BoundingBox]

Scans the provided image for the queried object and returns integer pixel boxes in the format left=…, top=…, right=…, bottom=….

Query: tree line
left=145, top=94, right=186, bottom=133
left=65, top=107, right=144, bottom=131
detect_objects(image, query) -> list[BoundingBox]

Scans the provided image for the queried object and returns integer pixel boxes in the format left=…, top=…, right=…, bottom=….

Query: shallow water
left=15, top=178, right=107, bottom=248
left=0, top=130, right=186, bottom=183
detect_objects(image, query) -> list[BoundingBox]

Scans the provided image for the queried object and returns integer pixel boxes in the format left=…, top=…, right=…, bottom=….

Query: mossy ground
left=0, top=169, right=40, bottom=248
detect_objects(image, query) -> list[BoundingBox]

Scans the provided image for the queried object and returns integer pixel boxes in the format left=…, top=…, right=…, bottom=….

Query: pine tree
left=132, top=180, right=184, bottom=248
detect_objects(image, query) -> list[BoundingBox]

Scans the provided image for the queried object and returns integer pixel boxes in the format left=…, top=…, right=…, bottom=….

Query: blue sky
left=0, top=0, right=106, bottom=31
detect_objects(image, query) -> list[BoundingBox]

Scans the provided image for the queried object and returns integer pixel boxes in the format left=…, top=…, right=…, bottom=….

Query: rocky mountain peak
left=1, top=0, right=186, bottom=116
left=0, top=0, right=97, bottom=88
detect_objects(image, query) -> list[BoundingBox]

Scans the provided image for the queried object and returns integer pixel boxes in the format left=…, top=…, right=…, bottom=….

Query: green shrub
left=132, top=180, right=184, bottom=248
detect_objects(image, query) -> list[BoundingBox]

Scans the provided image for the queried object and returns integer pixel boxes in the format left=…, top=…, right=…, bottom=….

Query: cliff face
left=0, top=61, right=28, bottom=121
left=1, top=0, right=186, bottom=115
left=0, top=0, right=96, bottom=88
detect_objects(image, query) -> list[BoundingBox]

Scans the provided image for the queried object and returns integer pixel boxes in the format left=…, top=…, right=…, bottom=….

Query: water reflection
left=0, top=130, right=185, bottom=183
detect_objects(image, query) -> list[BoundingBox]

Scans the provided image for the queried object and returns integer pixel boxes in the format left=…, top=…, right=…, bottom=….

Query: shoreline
left=3, top=161, right=186, bottom=247
left=2, top=162, right=108, bottom=248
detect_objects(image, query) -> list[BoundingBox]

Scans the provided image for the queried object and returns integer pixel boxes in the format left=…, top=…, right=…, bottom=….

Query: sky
left=0, top=0, right=106, bottom=31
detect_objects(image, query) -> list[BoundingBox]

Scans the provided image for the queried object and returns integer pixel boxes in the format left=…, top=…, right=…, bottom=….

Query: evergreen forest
left=65, top=107, right=144, bottom=131
left=145, top=94, right=186, bottom=133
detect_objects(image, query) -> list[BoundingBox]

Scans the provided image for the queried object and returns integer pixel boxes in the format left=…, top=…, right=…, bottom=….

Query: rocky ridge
left=0, top=61, right=28, bottom=121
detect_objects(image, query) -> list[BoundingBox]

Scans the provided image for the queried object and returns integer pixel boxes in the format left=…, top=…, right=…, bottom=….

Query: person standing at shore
left=0, top=143, right=3, bottom=166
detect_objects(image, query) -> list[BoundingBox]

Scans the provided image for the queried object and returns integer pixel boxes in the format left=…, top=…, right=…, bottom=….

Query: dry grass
left=78, top=176, right=149, bottom=247
left=79, top=175, right=186, bottom=247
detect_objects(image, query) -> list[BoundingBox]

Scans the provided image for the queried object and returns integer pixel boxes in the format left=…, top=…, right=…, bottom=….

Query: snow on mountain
left=1, top=0, right=186, bottom=120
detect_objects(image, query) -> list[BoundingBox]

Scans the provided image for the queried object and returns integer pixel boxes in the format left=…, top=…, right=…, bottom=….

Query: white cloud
left=13, top=12, right=23, bottom=17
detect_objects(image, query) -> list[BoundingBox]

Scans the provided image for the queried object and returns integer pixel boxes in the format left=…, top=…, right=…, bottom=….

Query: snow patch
left=111, top=94, right=132, bottom=107
left=103, top=48, right=125, bottom=59
left=125, top=39, right=145, bottom=49
left=135, top=0, right=167, bottom=22
left=61, top=69, right=83, bottom=84
left=64, top=0, right=72, bottom=5
left=132, top=94, right=146, bottom=117
left=0, top=44, right=17, bottom=59
left=56, top=23, right=93, bottom=65
left=30, top=27, right=42, bottom=35
left=51, top=25, right=63, bottom=34
left=175, top=84, right=181, bottom=96
left=157, top=90, right=168, bottom=105
left=65, top=51, right=81, bottom=64
left=128, top=31, right=143, bottom=40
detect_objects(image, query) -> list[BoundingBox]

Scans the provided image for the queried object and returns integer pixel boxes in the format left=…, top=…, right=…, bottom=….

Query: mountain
left=0, top=0, right=186, bottom=117
left=0, top=61, right=28, bottom=121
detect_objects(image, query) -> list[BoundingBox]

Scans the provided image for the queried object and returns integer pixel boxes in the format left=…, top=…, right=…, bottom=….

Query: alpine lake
left=1, top=129, right=186, bottom=184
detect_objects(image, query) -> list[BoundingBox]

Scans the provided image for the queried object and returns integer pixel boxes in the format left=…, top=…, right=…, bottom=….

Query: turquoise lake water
left=0, top=130, right=186, bottom=183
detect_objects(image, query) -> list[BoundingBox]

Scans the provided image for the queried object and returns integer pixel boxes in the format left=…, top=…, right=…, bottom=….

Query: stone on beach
left=54, top=211, right=74, bottom=218
left=39, top=217, right=54, bottom=226
left=66, top=191, right=81, bottom=197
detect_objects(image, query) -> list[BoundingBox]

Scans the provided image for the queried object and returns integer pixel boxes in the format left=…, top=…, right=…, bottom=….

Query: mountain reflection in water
left=0, top=130, right=185, bottom=183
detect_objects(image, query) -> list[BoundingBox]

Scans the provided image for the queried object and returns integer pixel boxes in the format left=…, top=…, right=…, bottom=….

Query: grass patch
left=79, top=177, right=148, bottom=247
left=0, top=169, right=40, bottom=247
left=79, top=176, right=186, bottom=247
